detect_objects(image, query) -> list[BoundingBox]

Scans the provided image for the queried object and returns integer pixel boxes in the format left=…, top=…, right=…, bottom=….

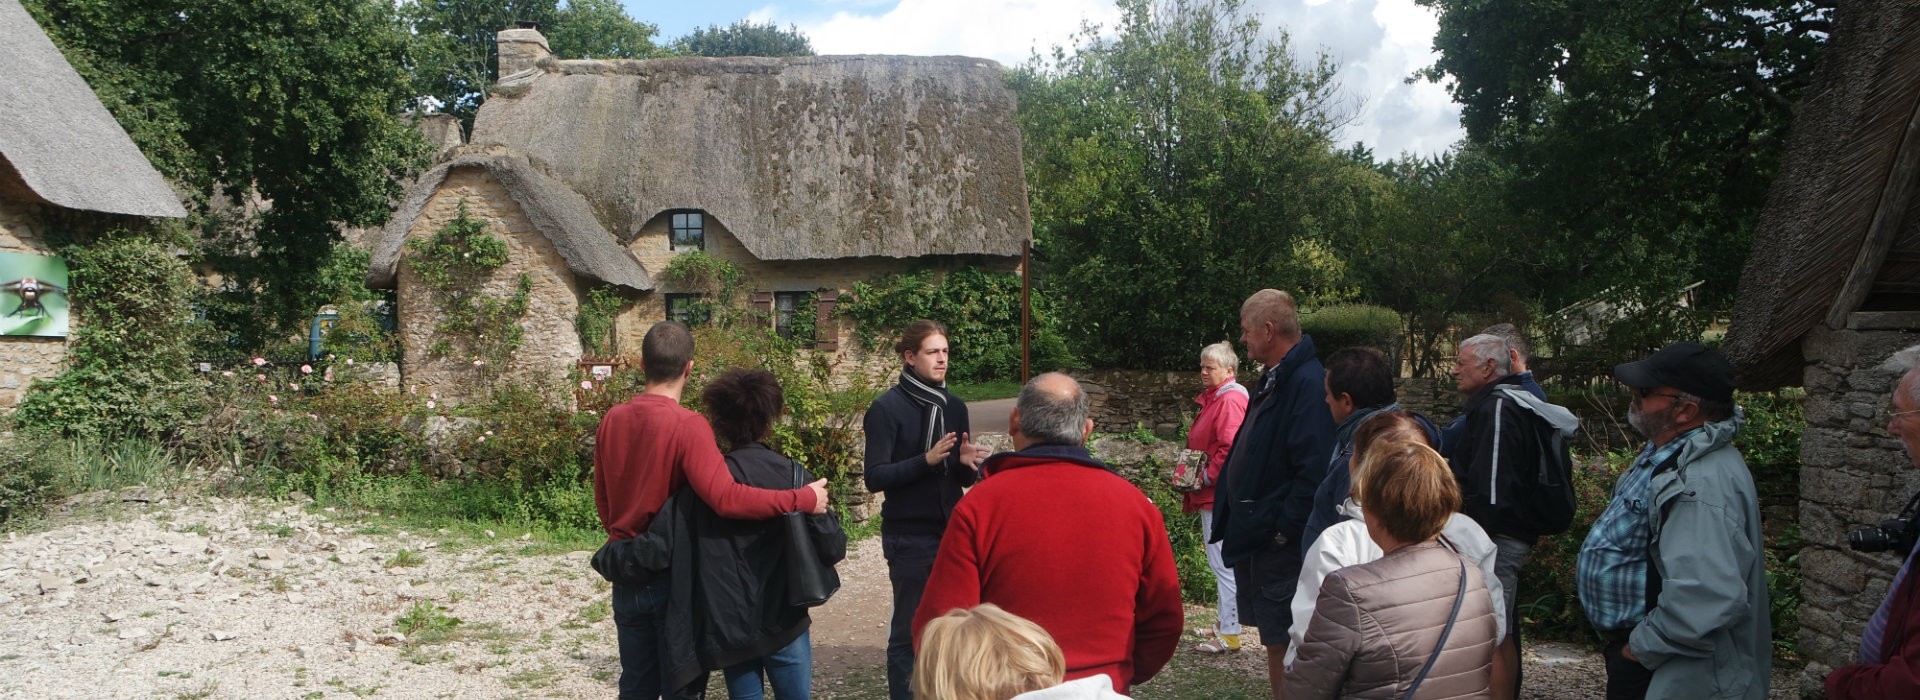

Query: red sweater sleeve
left=1130, top=502, right=1185, bottom=685
left=912, top=507, right=984, bottom=649
left=1829, top=568, right=1920, bottom=700
left=679, top=414, right=819, bottom=518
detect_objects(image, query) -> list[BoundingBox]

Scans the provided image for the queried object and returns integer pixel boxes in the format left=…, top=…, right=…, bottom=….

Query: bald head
left=1014, top=372, right=1092, bottom=447
left=1240, top=289, right=1300, bottom=339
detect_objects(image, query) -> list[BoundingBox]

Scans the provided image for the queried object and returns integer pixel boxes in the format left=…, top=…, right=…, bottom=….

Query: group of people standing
left=590, top=284, right=1785, bottom=700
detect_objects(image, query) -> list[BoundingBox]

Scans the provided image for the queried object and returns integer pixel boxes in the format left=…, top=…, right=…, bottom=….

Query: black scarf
left=899, top=365, right=950, bottom=461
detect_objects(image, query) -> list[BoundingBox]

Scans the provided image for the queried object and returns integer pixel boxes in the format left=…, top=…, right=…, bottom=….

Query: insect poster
left=0, top=251, right=69, bottom=337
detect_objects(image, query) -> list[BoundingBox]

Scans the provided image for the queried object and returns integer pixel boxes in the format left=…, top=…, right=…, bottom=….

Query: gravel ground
left=0, top=491, right=1802, bottom=699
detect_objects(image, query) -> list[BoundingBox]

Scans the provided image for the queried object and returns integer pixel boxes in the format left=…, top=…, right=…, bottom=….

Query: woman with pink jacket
left=1181, top=341, right=1249, bottom=654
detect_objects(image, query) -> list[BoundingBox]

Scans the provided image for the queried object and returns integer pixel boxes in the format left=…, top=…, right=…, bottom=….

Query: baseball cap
left=1612, top=341, right=1735, bottom=404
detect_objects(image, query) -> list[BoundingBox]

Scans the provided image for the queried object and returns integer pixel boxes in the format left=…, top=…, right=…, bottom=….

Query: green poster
left=0, top=251, right=69, bottom=337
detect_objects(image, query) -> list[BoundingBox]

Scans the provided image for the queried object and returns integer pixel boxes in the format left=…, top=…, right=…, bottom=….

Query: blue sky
left=622, top=0, right=1464, bottom=159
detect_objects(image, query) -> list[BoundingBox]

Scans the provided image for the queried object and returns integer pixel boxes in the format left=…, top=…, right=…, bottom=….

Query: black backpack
left=1496, top=387, right=1578, bottom=536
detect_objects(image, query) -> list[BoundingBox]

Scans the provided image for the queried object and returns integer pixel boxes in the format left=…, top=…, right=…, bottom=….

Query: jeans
left=612, top=580, right=672, bottom=700
left=884, top=534, right=942, bottom=700
left=1200, top=509, right=1240, bottom=635
left=1603, top=633, right=1653, bottom=700
left=724, top=630, right=812, bottom=699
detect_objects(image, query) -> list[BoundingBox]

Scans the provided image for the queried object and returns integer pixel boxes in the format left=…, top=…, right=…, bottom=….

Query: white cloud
left=1248, top=0, right=1462, bottom=158
left=773, top=0, right=1461, bottom=158
left=784, top=0, right=1122, bottom=69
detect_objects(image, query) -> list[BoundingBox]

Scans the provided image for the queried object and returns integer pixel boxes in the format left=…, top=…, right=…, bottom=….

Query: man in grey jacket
left=1577, top=342, right=1769, bottom=700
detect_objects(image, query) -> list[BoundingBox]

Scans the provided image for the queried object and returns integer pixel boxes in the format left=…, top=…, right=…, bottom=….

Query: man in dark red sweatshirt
left=911, top=372, right=1183, bottom=694
left=594, top=321, right=827, bottom=700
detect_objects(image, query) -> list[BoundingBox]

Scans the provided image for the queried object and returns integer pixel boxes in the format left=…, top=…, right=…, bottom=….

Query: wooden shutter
left=814, top=289, right=839, bottom=351
left=750, top=291, right=773, bottom=327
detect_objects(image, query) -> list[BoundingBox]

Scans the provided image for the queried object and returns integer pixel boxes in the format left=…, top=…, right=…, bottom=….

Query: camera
left=1849, top=518, right=1918, bottom=554
left=1850, top=489, right=1920, bottom=555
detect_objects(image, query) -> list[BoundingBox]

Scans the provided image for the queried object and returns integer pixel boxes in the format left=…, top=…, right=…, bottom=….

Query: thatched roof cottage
left=369, top=27, right=1031, bottom=395
left=1721, top=1, right=1920, bottom=692
left=0, top=0, right=184, bottom=407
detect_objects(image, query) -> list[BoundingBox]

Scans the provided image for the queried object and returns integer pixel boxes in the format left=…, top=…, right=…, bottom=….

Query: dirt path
left=0, top=493, right=1802, bottom=699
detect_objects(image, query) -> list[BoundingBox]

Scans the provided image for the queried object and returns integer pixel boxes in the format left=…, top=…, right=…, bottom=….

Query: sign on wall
left=0, top=251, right=69, bottom=337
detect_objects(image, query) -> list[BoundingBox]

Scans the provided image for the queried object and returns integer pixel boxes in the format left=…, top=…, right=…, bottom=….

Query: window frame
left=668, top=211, right=705, bottom=251
left=773, top=291, right=810, bottom=341
left=664, top=292, right=711, bottom=325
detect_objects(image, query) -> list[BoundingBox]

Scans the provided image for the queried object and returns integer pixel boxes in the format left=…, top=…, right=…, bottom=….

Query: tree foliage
left=26, top=0, right=431, bottom=350
left=672, top=20, right=815, bottom=57
left=1415, top=0, right=1832, bottom=308
left=404, top=0, right=665, bottom=124
left=1016, top=0, right=1377, bottom=369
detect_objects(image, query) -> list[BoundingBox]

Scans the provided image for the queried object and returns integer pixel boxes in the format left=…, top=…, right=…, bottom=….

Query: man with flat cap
left=1576, top=341, right=1769, bottom=700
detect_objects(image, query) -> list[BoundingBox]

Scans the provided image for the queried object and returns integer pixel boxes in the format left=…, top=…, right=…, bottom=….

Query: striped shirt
left=1577, top=432, right=1695, bottom=632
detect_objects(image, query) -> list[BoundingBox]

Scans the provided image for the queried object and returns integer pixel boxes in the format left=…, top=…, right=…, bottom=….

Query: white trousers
left=1200, top=508, right=1241, bottom=635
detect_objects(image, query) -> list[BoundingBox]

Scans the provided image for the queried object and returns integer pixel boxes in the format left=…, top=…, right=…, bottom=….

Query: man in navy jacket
left=1210, top=289, right=1336, bottom=697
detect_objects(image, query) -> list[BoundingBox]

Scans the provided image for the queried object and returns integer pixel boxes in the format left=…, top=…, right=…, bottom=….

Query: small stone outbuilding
left=0, top=0, right=185, bottom=407
left=1721, top=2, right=1920, bottom=694
left=367, top=28, right=1032, bottom=396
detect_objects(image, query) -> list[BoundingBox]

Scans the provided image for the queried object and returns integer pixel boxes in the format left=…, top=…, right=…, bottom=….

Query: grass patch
left=949, top=381, right=1022, bottom=402
left=579, top=599, right=611, bottom=624
left=394, top=600, right=461, bottom=644
left=506, top=665, right=560, bottom=690
left=385, top=549, right=426, bottom=568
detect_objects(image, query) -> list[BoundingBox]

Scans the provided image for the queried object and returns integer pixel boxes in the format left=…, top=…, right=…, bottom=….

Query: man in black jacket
left=863, top=319, right=987, bottom=700
left=1211, top=289, right=1335, bottom=698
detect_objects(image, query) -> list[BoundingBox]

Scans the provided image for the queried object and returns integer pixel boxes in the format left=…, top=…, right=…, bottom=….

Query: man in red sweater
left=594, top=322, right=827, bottom=700
left=911, top=372, right=1183, bottom=693
left=1829, top=345, right=1920, bottom=699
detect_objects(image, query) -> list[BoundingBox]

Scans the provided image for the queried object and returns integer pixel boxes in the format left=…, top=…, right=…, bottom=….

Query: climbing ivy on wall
left=575, top=285, right=627, bottom=356
left=405, top=203, right=529, bottom=377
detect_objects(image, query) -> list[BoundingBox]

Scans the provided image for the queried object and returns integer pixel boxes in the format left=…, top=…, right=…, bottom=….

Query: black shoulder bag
left=781, top=459, right=840, bottom=607
left=1403, top=557, right=1469, bottom=700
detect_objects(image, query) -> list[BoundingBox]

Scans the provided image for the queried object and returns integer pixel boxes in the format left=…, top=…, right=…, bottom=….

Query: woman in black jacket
left=699, top=369, right=847, bottom=699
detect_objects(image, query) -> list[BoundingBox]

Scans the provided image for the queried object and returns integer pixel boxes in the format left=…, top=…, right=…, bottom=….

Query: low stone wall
left=1794, top=326, right=1920, bottom=695
left=1077, top=369, right=1207, bottom=437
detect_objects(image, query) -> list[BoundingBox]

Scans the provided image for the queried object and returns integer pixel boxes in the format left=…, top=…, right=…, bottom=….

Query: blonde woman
left=915, top=604, right=1131, bottom=700
left=1284, top=442, right=1498, bottom=700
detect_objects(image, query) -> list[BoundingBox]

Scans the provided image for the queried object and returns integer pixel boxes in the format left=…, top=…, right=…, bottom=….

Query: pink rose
left=268, top=395, right=279, bottom=404
left=300, top=365, right=313, bottom=374
left=427, top=400, right=437, bottom=410
left=221, top=371, right=234, bottom=378
left=345, top=358, right=355, bottom=366
left=580, top=380, right=594, bottom=390
left=252, top=357, right=267, bottom=367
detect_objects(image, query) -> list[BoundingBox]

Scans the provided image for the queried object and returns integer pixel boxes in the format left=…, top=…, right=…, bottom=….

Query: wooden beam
left=1827, top=86, right=1920, bottom=327
left=1848, top=311, right=1920, bottom=330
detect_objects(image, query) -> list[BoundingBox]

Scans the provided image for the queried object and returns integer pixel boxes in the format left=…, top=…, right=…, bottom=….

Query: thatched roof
left=1723, top=1, right=1920, bottom=389
left=0, top=0, right=183, bottom=218
left=467, top=53, right=1030, bottom=261
left=366, top=154, right=652, bottom=291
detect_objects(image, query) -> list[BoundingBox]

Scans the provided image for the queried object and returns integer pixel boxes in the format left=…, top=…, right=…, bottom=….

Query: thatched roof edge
left=0, top=0, right=184, bottom=217
left=365, top=155, right=652, bottom=292
left=1723, top=1, right=1920, bottom=389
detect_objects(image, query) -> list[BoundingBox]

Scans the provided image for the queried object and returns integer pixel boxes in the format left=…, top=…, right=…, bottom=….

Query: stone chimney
left=496, top=25, right=551, bottom=80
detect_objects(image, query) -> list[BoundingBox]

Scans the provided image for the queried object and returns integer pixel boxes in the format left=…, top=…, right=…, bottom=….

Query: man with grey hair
left=1827, top=345, right=1920, bottom=698
left=1448, top=332, right=1580, bottom=696
left=911, top=373, right=1183, bottom=693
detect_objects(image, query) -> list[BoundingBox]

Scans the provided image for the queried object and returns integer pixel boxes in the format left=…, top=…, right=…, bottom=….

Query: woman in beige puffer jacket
left=1284, top=442, right=1498, bottom=700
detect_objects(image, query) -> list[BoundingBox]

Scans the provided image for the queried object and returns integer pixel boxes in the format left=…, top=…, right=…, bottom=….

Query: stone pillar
left=496, top=28, right=551, bottom=78
left=1796, top=325, right=1920, bottom=695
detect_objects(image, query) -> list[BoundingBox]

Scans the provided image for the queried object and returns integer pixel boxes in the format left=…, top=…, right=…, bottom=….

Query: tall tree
left=673, top=20, right=815, bottom=57
left=405, top=0, right=663, bottom=124
left=26, top=0, right=430, bottom=349
left=1416, top=0, right=1833, bottom=307
left=1017, top=0, right=1379, bottom=368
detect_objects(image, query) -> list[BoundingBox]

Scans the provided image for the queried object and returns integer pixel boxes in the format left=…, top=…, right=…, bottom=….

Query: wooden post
left=1021, top=239, right=1032, bottom=383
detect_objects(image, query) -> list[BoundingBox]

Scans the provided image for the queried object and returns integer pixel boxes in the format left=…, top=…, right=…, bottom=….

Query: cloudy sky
left=627, top=0, right=1464, bottom=159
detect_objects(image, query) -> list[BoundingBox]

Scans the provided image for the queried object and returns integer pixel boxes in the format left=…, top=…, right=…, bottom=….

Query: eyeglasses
left=1633, top=387, right=1691, bottom=403
left=1890, top=407, right=1920, bottom=421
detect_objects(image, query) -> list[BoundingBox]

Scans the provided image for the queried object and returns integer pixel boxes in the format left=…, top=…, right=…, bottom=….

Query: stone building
left=1720, top=2, right=1920, bottom=693
left=367, top=28, right=1031, bottom=396
left=0, top=0, right=185, bottom=407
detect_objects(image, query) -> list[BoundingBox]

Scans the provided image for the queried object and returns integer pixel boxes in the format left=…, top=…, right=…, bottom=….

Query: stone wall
left=1793, top=326, right=1920, bottom=694
left=0, top=195, right=68, bottom=408
left=1078, top=369, right=1207, bottom=437
left=395, top=166, right=582, bottom=399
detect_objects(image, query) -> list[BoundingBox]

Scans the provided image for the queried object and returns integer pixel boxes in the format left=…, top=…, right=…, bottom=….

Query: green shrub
left=837, top=267, right=1079, bottom=383
left=1514, top=449, right=1620, bottom=642
left=0, top=439, right=60, bottom=525
left=1119, top=448, right=1216, bottom=604
left=1300, top=304, right=1403, bottom=361
left=15, top=236, right=198, bottom=440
